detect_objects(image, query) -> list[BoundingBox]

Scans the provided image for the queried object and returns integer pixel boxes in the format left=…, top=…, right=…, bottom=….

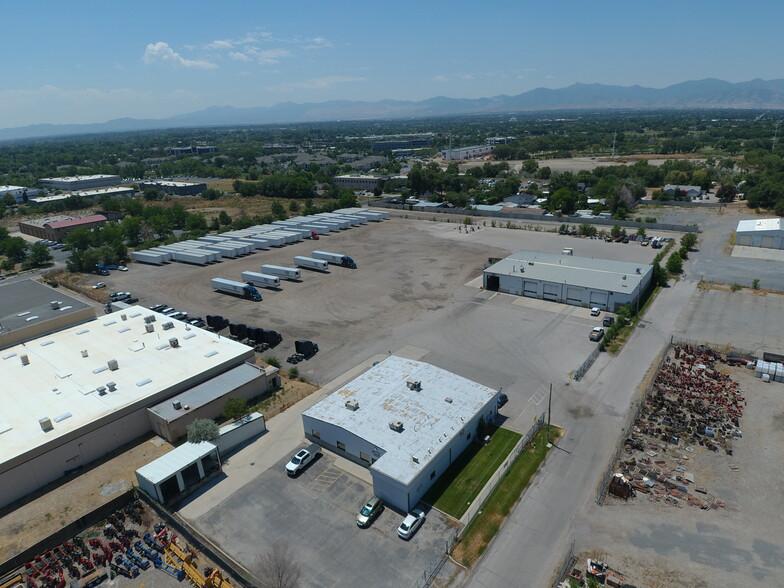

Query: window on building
left=311, top=429, right=320, bottom=439
left=337, top=441, right=346, bottom=451
left=430, top=471, right=436, bottom=480
left=359, top=452, right=370, bottom=463
left=467, top=432, right=471, bottom=440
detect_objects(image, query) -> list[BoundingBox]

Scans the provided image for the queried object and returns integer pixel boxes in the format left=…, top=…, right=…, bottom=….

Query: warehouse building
left=139, top=180, right=207, bottom=196
left=483, top=251, right=653, bottom=311
left=30, top=186, right=135, bottom=206
left=0, top=279, right=95, bottom=350
left=0, top=185, right=43, bottom=204
left=735, top=218, right=784, bottom=249
left=440, top=145, right=494, bottom=161
left=39, top=175, right=121, bottom=191
left=0, top=306, right=277, bottom=509
left=302, top=356, right=499, bottom=512
left=333, top=174, right=388, bottom=190
left=18, top=213, right=109, bottom=242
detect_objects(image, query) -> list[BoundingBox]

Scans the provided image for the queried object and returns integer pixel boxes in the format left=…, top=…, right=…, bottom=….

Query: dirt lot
left=576, top=353, right=784, bottom=587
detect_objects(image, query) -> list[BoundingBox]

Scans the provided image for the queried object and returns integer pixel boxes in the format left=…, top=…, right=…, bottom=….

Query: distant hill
left=2, top=78, right=784, bottom=141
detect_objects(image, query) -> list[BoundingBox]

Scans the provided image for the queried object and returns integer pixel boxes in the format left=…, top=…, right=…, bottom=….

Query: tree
left=716, top=184, right=737, bottom=203
left=64, top=228, right=94, bottom=252
left=143, top=188, right=163, bottom=201
left=186, top=419, right=219, bottom=444
left=0, top=237, right=28, bottom=263
left=26, top=242, right=53, bottom=267
left=610, top=225, right=622, bottom=239
left=538, top=166, right=551, bottom=179
left=680, top=232, right=698, bottom=250
left=218, top=210, right=232, bottom=226
left=257, top=543, right=301, bottom=588
left=202, top=188, right=222, bottom=201
left=522, top=159, right=539, bottom=175
left=288, top=200, right=300, bottom=213
left=270, top=201, right=286, bottom=220
left=222, top=397, right=248, bottom=421
left=666, top=251, right=683, bottom=273
left=636, top=226, right=646, bottom=238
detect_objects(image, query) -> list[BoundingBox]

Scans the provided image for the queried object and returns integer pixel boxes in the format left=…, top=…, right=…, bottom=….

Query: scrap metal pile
left=608, top=344, right=745, bottom=509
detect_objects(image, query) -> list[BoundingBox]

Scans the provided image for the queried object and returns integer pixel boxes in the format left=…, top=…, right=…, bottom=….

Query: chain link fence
left=551, top=540, right=577, bottom=588
left=411, top=529, right=459, bottom=588
left=573, top=346, right=601, bottom=381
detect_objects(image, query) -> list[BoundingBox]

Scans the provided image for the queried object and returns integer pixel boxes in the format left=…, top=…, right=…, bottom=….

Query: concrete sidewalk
left=177, top=347, right=429, bottom=520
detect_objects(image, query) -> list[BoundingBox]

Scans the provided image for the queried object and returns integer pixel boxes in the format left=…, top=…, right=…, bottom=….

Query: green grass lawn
left=452, top=426, right=562, bottom=567
left=423, top=427, right=522, bottom=519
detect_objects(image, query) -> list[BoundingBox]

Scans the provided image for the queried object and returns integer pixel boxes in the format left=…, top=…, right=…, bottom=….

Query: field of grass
left=423, top=427, right=521, bottom=519
left=452, top=426, right=562, bottom=567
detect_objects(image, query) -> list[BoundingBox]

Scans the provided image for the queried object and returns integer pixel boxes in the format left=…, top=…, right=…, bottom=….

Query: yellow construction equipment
left=165, top=542, right=231, bottom=588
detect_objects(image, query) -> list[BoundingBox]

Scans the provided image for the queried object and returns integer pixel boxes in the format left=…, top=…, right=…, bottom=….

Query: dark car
left=497, top=393, right=509, bottom=408
left=124, top=297, right=139, bottom=304
left=149, top=304, right=168, bottom=312
left=602, top=316, right=615, bottom=327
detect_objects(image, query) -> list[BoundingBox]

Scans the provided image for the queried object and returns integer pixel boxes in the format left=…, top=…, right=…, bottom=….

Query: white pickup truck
left=285, top=444, right=321, bottom=476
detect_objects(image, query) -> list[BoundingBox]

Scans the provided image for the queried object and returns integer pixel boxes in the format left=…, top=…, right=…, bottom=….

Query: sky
left=2, top=0, right=783, bottom=129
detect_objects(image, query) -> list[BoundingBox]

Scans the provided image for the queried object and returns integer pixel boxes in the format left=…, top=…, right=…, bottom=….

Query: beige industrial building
left=0, top=305, right=277, bottom=509
left=39, top=175, right=121, bottom=191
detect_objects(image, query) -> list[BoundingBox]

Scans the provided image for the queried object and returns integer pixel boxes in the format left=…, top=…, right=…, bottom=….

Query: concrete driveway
left=192, top=450, right=458, bottom=588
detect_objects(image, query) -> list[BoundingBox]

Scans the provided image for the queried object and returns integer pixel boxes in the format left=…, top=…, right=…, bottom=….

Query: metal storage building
left=483, top=250, right=653, bottom=311
left=735, top=218, right=784, bottom=249
left=302, top=356, right=499, bottom=512
left=136, top=442, right=220, bottom=503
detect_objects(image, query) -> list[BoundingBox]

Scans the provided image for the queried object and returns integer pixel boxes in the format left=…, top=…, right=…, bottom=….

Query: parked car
left=92, top=282, right=107, bottom=289
left=109, top=291, right=131, bottom=301
left=124, top=297, right=139, bottom=305
left=149, top=304, right=168, bottom=312
left=118, top=266, right=128, bottom=272
left=285, top=445, right=320, bottom=476
left=161, top=307, right=178, bottom=316
left=602, top=316, right=615, bottom=327
left=0, top=275, right=5, bottom=281
left=169, top=311, right=188, bottom=321
left=188, top=317, right=206, bottom=328
left=589, top=327, right=605, bottom=342
left=356, top=496, right=384, bottom=528
left=590, top=307, right=601, bottom=316
left=397, top=509, right=425, bottom=540
left=497, top=393, right=509, bottom=408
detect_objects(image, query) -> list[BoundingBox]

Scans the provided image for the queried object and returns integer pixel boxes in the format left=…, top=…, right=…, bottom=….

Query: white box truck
left=211, top=278, right=262, bottom=301
left=240, top=271, right=281, bottom=289
left=294, top=256, right=329, bottom=271
left=261, top=264, right=301, bottom=281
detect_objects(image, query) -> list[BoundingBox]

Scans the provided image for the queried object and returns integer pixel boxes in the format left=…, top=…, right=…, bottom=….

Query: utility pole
left=611, top=131, right=617, bottom=159
left=772, top=120, right=780, bottom=153
left=547, top=382, right=552, bottom=445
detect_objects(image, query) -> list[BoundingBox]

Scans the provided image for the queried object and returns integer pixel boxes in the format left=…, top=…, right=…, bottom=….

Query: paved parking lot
left=193, top=450, right=458, bottom=588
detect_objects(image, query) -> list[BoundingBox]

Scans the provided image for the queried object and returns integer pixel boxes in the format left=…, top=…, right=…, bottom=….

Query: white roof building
left=0, top=306, right=254, bottom=509
left=302, top=356, right=499, bottom=511
left=736, top=218, right=784, bottom=249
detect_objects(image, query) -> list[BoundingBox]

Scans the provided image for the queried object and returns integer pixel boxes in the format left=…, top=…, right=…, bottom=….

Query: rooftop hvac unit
left=169, top=338, right=179, bottom=348
left=39, top=417, right=53, bottom=432
left=389, top=420, right=404, bottom=432
left=97, top=386, right=107, bottom=395
left=20, top=355, right=29, bottom=366
left=345, top=399, right=359, bottom=411
left=162, top=322, right=174, bottom=330
left=107, top=359, right=119, bottom=371
left=106, top=381, right=117, bottom=392
left=445, top=397, right=453, bottom=403
left=406, top=379, right=421, bottom=391
left=412, top=455, right=420, bottom=464
left=172, top=400, right=182, bottom=410
left=50, top=300, right=61, bottom=310
left=145, top=323, right=155, bottom=333
left=81, top=350, right=88, bottom=358
left=121, top=314, right=127, bottom=321
left=144, top=315, right=156, bottom=323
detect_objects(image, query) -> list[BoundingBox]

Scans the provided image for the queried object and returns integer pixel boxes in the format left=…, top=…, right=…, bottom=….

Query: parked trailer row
left=130, top=250, right=167, bottom=265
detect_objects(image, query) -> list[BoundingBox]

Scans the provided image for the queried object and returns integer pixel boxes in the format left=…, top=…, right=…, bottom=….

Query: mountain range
left=3, top=78, right=784, bottom=142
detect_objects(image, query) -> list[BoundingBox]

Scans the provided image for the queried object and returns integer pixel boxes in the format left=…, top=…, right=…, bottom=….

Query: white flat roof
left=303, top=356, right=497, bottom=485
left=0, top=307, right=253, bottom=467
left=136, top=441, right=217, bottom=485
left=737, top=218, right=782, bottom=233
left=486, top=250, right=652, bottom=294
left=39, top=175, right=119, bottom=182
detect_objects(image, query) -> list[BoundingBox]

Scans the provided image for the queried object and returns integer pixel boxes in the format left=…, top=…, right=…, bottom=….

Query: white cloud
left=432, top=74, right=449, bottom=82
left=251, top=48, right=291, bottom=65
left=229, top=51, right=251, bottom=62
left=142, top=42, right=217, bottom=69
left=207, top=39, right=233, bottom=50
left=304, top=36, right=333, bottom=50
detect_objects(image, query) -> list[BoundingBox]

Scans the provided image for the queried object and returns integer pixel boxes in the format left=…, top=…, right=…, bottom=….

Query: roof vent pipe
left=81, top=350, right=88, bottom=358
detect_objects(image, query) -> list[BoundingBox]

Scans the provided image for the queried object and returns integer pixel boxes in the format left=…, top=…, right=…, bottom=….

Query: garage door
left=589, top=291, right=608, bottom=309
left=523, top=280, right=538, bottom=297
left=485, top=274, right=500, bottom=291
left=566, top=287, right=582, bottom=306
left=761, top=236, right=775, bottom=248
left=736, top=234, right=752, bottom=246
left=542, top=283, right=559, bottom=301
